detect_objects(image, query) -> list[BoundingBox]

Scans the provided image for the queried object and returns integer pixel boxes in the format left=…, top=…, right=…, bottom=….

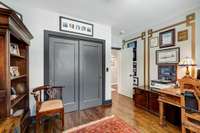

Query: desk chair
left=179, top=77, right=200, bottom=133
left=31, top=85, right=64, bottom=133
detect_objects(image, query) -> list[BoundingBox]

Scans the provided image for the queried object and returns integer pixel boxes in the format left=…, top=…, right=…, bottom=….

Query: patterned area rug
left=64, top=115, right=139, bottom=133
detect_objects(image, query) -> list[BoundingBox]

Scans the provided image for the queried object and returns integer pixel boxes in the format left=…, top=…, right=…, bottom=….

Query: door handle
left=129, top=74, right=134, bottom=77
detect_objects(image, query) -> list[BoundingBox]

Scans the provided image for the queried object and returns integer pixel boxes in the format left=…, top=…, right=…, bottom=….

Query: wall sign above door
left=59, top=16, right=93, bottom=37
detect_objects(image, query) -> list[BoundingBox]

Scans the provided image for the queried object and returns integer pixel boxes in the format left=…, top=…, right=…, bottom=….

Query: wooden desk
left=158, top=87, right=181, bottom=126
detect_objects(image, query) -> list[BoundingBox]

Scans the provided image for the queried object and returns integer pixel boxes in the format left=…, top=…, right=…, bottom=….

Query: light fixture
left=179, top=57, right=196, bottom=77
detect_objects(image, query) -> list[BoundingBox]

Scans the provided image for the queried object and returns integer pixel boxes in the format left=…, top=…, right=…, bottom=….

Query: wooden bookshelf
left=0, top=7, right=33, bottom=133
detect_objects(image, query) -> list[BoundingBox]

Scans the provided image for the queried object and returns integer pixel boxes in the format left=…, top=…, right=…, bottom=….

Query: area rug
left=64, top=115, right=139, bottom=133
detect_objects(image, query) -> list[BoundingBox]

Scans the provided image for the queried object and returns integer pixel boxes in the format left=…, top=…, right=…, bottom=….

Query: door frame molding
left=44, top=30, right=106, bottom=104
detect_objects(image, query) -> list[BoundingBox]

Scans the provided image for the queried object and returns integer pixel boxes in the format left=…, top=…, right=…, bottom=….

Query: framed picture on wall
left=159, top=29, right=175, bottom=48
left=156, top=47, right=180, bottom=64
left=59, top=16, right=93, bottom=36
left=158, top=64, right=177, bottom=82
left=150, top=37, right=158, bottom=48
left=178, top=30, right=188, bottom=42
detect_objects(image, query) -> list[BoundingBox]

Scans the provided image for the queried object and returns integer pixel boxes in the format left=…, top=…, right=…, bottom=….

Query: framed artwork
left=10, top=43, right=20, bottom=56
left=60, top=16, right=93, bottom=36
left=10, top=66, right=20, bottom=78
left=178, top=30, right=188, bottom=42
left=158, top=64, right=177, bottom=82
left=159, top=29, right=175, bottom=48
left=156, top=47, right=180, bottom=64
left=150, top=37, right=158, bottom=48
left=133, top=77, right=139, bottom=86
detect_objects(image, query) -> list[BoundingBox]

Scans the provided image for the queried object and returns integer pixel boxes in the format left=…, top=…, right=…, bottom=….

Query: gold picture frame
left=178, top=30, right=188, bottom=42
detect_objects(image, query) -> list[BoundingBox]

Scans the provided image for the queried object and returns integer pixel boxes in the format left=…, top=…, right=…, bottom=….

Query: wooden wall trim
left=143, top=36, right=147, bottom=86
left=191, top=22, right=196, bottom=77
left=153, top=20, right=186, bottom=34
left=186, top=13, right=196, bottom=77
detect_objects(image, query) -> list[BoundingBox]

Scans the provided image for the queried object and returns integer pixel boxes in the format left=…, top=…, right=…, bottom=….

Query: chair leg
left=182, top=126, right=186, bottom=133
left=36, top=116, right=40, bottom=133
left=61, top=108, right=64, bottom=130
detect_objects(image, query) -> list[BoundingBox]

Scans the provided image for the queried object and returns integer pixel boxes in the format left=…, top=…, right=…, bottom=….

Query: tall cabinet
left=0, top=7, right=33, bottom=132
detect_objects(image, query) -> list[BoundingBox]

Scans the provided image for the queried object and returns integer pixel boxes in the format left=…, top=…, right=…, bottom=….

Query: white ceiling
left=6, top=0, right=200, bottom=38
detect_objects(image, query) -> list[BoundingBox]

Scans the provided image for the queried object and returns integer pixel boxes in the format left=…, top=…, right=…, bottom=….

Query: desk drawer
left=159, top=94, right=181, bottom=107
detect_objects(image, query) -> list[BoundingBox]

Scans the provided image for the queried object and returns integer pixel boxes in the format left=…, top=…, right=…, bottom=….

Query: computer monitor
left=197, top=69, right=200, bottom=80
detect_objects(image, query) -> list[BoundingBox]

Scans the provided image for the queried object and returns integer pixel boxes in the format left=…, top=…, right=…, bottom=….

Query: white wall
left=2, top=1, right=112, bottom=115
left=112, top=34, right=122, bottom=48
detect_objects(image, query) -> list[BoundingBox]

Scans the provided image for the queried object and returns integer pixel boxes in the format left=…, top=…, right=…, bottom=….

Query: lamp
left=179, top=57, right=196, bottom=76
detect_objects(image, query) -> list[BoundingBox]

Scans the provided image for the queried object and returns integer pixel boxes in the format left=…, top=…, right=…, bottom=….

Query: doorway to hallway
left=111, top=48, right=120, bottom=92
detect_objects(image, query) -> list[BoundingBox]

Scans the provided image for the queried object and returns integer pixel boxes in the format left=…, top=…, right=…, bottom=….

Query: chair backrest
left=31, top=85, right=63, bottom=113
left=179, top=77, right=200, bottom=113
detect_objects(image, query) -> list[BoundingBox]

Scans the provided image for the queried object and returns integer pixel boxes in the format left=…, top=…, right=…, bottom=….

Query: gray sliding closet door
left=79, top=40, right=103, bottom=110
left=49, top=37, right=79, bottom=112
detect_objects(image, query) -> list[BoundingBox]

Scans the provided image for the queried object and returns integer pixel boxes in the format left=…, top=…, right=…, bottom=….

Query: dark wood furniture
left=134, top=86, right=181, bottom=126
left=179, top=76, right=200, bottom=133
left=31, top=85, right=64, bottom=133
left=134, top=86, right=159, bottom=115
left=0, top=7, right=33, bottom=133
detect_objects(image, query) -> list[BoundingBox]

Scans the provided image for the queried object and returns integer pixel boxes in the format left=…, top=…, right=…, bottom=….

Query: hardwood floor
left=29, top=91, right=181, bottom=133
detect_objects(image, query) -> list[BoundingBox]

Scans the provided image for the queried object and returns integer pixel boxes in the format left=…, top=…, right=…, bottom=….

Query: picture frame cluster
left=149, top=28, right=188, bottom=49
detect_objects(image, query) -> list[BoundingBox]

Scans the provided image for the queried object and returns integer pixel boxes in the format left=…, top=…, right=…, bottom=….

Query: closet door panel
left=49, top=37, right=79, bottom=112
left=79, top=41, right=102, bottom=110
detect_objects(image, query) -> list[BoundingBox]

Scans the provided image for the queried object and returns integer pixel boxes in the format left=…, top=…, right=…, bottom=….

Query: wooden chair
left=179, top=76, right=200, bottom=133
left=31, top=85, right=64, bottom=133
